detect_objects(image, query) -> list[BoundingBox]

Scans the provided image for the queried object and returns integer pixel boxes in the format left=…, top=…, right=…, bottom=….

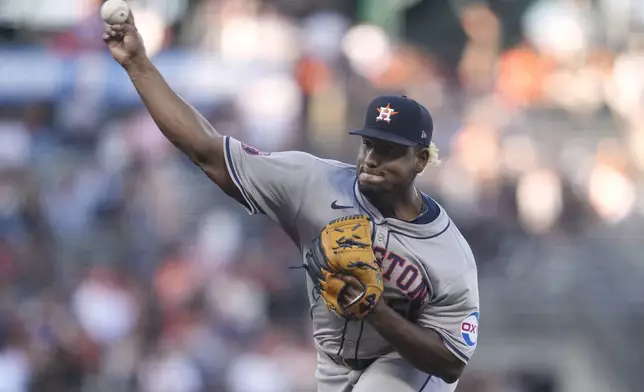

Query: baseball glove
left=305, top=214, right=384, bottom=320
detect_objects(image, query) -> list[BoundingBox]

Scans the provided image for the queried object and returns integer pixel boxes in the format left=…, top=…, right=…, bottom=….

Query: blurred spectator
left=0, top=0, right=642, bottom=391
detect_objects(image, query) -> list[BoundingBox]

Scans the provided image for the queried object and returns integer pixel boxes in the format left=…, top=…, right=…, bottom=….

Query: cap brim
left=349, top=127, right=418, bottom=147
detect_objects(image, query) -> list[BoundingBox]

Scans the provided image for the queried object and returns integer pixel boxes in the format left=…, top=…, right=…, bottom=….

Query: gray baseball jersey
left=224, top=136, right=480, bottom=391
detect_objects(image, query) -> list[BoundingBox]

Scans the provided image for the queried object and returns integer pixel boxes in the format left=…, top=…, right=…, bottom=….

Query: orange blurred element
left=371, top=46, right=436, bottom=89
left=596, top=138, right=630, bottom=172
left=452, top=123, right=500, bottom=180
left=458, top=4, right=501, bottom=94
left=460, top=3, right=500, bottom=45
left=295, top=56, right=332, bottom=95
left=497, top=44, right=554, bottom=107
left=153, top=257, right=195, bottom=312
left=588, top=48, right=616, bottom=76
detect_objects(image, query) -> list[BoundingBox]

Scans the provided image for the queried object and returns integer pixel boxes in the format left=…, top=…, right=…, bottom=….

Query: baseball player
left=104, top=13, right=479, bottom=392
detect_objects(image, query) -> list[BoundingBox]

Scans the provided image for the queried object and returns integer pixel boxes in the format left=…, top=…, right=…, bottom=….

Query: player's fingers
left=103, top=32, right=122, bottom=44
left=110, top=23, right=136, bottom=36
left=104, top=28, right=124, bottom=40
left=110, top=24, right=128, bottom=35
left=339, top=282, right=365, bottom=304
left=336, top=274, right=363, bottom=290
left=110, top=24, right=125, bottom=32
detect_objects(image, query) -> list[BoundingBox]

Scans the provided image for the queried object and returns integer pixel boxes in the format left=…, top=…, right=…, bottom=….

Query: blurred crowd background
left=0, top=0, right=644, bottom=391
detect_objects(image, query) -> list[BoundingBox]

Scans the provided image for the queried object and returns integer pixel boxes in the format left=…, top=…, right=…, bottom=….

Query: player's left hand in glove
left=305, top=215, right=384, bottom=320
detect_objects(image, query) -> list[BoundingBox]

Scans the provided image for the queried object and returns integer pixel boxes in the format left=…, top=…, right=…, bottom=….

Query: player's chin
left=357, top=178, right=388, bottom=195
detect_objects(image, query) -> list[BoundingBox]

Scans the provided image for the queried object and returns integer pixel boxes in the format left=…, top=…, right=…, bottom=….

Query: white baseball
left=100, top=0, right=131, bottom=25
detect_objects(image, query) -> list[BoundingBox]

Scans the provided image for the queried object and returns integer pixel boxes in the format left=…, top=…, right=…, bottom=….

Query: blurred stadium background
left=0, top=0, right=643, bottom=391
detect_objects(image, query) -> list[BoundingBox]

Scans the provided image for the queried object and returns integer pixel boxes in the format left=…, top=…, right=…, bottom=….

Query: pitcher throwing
left=103, top=12, right=479, bottom=392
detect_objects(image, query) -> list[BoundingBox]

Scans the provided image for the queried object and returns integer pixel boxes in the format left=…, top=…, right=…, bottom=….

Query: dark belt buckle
left=342, top=358, right=355, bottom=370
left=343, top=358, right=374, bottom=371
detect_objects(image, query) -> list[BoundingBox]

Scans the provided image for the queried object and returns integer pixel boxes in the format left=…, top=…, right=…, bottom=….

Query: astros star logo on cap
left=376, top=103, right=398, bottom=123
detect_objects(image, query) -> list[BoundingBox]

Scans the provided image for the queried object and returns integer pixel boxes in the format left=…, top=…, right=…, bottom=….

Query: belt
left=326, top=353, right=377, bottom=371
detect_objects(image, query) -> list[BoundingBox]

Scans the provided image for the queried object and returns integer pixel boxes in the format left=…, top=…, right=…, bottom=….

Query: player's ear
left=415, top=146, right=429, bottom=174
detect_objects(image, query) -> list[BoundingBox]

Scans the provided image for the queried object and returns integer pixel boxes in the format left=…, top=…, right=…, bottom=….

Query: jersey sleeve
left=416, top=269, right=479, bottom=364
left=223, top=136, right=316, bottom=226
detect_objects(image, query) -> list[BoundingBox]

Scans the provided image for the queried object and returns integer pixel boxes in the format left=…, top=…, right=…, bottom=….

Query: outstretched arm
left=102, top=14, right=242, bottom=202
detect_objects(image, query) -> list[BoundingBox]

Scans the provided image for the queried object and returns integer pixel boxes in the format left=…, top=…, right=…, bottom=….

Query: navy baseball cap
left=349, top=95, right=433, bottom=147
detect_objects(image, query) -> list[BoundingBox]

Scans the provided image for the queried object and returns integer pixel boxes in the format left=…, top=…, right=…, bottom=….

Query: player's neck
left=366, top=187, right=423, bottom=221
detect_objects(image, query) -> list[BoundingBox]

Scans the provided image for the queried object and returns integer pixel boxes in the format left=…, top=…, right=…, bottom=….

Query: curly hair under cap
left=417, top=142, right=441, bottom=176
left=426, top=142, right=441, bottom=167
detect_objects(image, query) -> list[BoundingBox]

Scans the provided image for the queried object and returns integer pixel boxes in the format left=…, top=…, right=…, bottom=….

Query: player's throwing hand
left=102, top=13, right=147, bottom=68
left=334, top=273, right=384, bottom=315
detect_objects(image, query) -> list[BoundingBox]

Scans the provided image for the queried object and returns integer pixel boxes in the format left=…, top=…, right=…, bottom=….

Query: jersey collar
left=352, top=179, right=449, bottom=236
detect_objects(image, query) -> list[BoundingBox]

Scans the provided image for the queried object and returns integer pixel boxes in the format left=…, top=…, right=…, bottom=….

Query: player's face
left=356, top=137, right=425, bottom=195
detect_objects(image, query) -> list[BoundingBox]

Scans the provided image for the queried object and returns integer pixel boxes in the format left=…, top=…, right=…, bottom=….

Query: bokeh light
left=0, top=0, right=642, bottom=391
left=341, top=24, right=392, bottom=79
